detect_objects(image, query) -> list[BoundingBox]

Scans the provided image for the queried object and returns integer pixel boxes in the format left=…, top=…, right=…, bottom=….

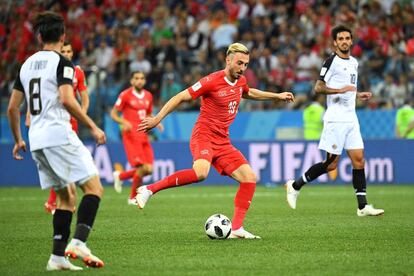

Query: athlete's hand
left=278, top=92, right=295, bottom=102
left=122, top=121, right=132, bottom=132
left=91, top=127, right=106, bottom=145
left=339, top=85, right=357, bottom=93
left=156, top=122, right=165, bottom=133
left=13, top=140, right=27, bottom=160
left=357, top=92, right=372, bottom=101
left=138, top=116, right=160, bottom=132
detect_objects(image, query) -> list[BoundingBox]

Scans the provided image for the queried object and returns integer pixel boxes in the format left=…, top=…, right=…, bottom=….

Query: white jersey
left=14, top=50, right=81, bottom=151
left=319, top=53, right=358, bottom=122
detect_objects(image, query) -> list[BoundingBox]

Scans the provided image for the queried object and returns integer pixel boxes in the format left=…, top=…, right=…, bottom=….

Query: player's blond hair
left=226, top=43, right=249, bottom=57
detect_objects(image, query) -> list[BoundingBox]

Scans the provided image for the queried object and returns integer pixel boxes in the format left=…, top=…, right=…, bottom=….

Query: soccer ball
left=204, top=214, right=232, bottom=239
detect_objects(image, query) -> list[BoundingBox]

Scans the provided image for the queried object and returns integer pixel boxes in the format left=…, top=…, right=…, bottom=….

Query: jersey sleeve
left=57, top=56, right=75, bottom=87
left=13, top=68, right=24, bottom=93
left=319, top=55, right=335, bottom=82
left=76, top=67, right=87, bottom=92
left=114, top=92, right=126, bottom=111
left=187, top=75, right=213, bottom=99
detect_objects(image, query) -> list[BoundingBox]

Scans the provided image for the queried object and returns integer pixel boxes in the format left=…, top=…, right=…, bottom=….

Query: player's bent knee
left=353, top=159, right=365, bottom=169
left=242, top=172, right=257, bottom=183
left=193, top=161, right=211, bottom=181
left=195, top=170, right=208, bottom=181
left=193, top=167, right=209, bottom=181
left=56, top=188, right=76, bottom=211
left=80, top=176, right=104, bottom=198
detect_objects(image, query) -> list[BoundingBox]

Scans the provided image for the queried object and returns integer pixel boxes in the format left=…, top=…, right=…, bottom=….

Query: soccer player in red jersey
left=111, top=71, right=163, bottom=205
left=44, top=41, right=90, bottom=214
left=137, top=43, right=294, bottom=238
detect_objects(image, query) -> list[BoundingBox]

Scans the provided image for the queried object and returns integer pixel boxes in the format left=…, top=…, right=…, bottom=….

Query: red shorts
left=70, top=117, right=78, bottom=134
left=190, top=136, right=248, bottom=176
left=122, top=131, right=154, bottom=167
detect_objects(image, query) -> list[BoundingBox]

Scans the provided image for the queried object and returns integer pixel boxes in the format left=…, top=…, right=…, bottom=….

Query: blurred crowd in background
left=1, top=0, right=414, bottom=118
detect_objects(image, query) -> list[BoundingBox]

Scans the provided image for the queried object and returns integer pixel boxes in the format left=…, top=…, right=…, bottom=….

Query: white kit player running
left=285, top=25, right=384, bottom=217
left=7, top=11, right=106, bottom=270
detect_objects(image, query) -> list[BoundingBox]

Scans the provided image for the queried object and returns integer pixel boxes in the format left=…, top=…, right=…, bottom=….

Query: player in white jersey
left=285, top=25, right=384, bottom=217
left=7, top=11, right=106, bottom=270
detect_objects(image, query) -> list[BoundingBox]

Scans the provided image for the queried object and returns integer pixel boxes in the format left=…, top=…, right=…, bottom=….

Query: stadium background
left=0, top=2, right=413, bottom=275
left=0, top=1, right=413, bottom=185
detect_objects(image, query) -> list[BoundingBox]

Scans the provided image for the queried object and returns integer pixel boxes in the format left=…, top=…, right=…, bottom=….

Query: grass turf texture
left=0, top=185, right=413, bottom=275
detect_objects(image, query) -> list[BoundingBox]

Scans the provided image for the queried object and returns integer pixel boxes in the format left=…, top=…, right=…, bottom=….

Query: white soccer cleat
left=46, top=255, right=83, bottom=271
left=135, top=186, right=153, bottom=209
left=357, top=204, right=384, bottom=217
left=113, top=171, right=123, bottom=193
left=285, top=180, right=300, bottom=209
left=228, top=227, right=261, bottom=239
left=128, top=198, right=138, bottom=206
left=65, top=239, right=104, bottom=268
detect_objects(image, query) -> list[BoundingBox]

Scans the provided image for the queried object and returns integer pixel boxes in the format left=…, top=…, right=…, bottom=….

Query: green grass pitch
left=0, top=185, right=413, bottom=275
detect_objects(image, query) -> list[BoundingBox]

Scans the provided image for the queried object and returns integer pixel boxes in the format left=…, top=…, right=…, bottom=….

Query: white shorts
left=31, top=143, right=98, bottom=190
left=318, top=121, right=364, bottom=155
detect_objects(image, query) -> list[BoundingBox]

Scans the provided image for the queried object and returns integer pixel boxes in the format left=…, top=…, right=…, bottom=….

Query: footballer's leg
left=228, top=164, right=260, bottom=239
left=48, top=185, right=82, bottom=271
left=66, top=175, right=104, bottom=268
left=347, top=149, right=384, bottom=216
left=286, top=153, right=339, bottom=209
left=136, top=140, right=211, bottom=209
left=136, top=159, right=208, bottom=209
left=129, top=164, right=153, bottom=205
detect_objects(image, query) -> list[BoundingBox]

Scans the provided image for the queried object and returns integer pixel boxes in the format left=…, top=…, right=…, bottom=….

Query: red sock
left=119, top=170, right=135, bottom=181
left=232, top=182, right=256, bottom=230
left=147, top=169, right=198, bottom=194
left=130, top=174, right=142, bottom=199
left=48, top=189, right=57, bottom=204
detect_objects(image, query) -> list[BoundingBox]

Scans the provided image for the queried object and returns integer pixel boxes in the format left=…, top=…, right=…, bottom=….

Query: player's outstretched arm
left=59, top=84, right=106, bottom=145
left=7, top=89, right=27, bottom=160
left=138, top=89, right=192, bottom=132
left=314, top=80, right=356, bottom=94
left=243, top=88, right=295, bottom=102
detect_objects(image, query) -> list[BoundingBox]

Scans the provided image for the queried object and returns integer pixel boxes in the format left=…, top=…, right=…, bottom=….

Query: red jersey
left=73, top=65, right=87, bottom=96
left=70, top=65, right=88, bottom=133
left=188, top=70, right=249, bottom=141
left=114, top=87, right=153, bottom=138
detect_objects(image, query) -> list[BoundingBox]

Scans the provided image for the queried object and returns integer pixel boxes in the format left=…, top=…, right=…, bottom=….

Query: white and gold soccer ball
left=204, top=214, right=232, bottom=239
